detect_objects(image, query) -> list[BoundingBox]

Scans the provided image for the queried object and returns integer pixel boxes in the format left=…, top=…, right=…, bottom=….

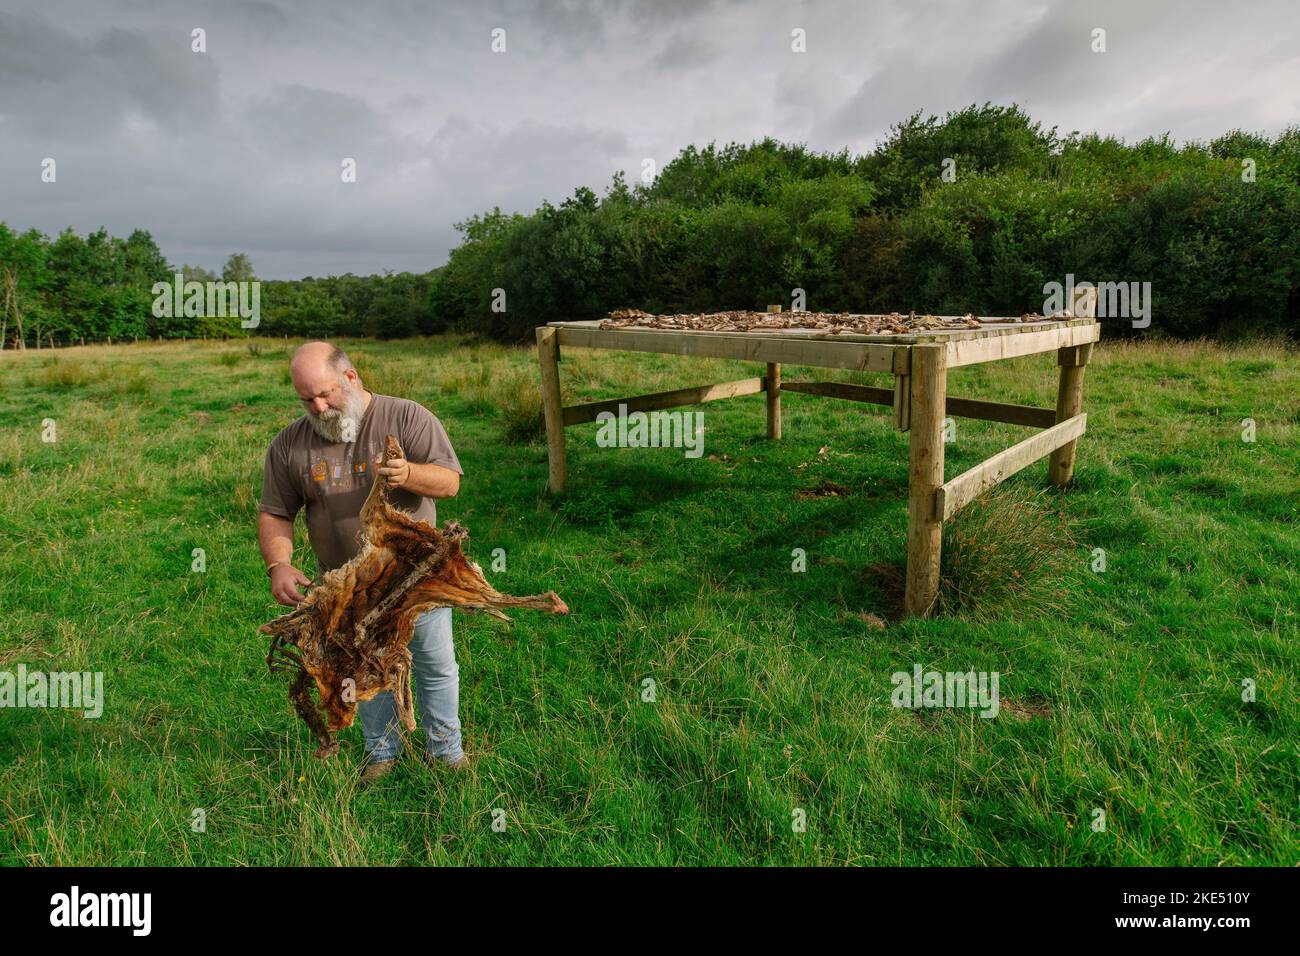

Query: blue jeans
left=357, top=607, right=463, bottom=764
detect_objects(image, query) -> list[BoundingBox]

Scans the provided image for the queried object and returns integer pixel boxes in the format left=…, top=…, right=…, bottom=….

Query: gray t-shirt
left=258, top=391, right=463, bottom=573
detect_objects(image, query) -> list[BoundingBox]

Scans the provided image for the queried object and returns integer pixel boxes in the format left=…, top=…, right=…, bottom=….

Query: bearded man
left=256, top=341, right=467, bottom=783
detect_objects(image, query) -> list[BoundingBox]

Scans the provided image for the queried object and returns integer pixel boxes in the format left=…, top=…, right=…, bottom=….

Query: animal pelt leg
left=388, top=657, right=417, bottom=732
left=290, top=669, right=339, bottom=759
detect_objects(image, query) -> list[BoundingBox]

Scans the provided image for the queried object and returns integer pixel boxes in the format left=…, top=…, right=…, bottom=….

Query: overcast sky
left=1, top=0, right=1296, bottom=278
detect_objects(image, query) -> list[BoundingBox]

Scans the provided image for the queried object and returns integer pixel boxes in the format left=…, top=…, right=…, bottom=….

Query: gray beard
left=306, top=384, right=366, bottom=443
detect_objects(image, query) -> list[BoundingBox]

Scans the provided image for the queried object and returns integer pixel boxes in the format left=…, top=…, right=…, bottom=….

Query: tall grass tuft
left=441, top=360, right=498, bottom=414
left=106, top=366, right=154, bottom=396
left=24, top=357, right=110, bottom=388
left=938, top=484, right=1079, bottom=620
left=497, top=370, right=546, bottom=443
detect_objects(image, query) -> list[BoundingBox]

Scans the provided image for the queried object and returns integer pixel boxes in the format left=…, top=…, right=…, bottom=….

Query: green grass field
left=1, top=334, right=1296, bottom=865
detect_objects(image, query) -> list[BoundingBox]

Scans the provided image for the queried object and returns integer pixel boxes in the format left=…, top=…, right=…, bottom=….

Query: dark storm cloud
left=0, top=0, right=1295, bottom=278
left=0, top=10, right=219, bottom=138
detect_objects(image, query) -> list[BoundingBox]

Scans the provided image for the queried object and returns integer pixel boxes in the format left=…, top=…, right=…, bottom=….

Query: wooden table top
left=547, top=315, right=1098, bottom=346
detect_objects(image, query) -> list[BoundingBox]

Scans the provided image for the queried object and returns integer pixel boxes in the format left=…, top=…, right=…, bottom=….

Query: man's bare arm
left=375, top=457, right=460, bottom=499
left=258, top=511, right=313, bottom=606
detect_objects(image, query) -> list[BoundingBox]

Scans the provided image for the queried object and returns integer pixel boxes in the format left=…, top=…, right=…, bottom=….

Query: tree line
left=0, top=225, right=441, bottom=348
left=3, top=104, right=1296, bottom=348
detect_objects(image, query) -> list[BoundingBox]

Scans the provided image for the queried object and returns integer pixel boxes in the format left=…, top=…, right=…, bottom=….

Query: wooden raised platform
left=536, top=296, right=1099, bottom=617
left=546, top=316, right=1099, bottom=372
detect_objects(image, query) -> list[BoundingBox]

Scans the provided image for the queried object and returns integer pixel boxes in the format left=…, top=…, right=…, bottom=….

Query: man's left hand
left=375, top=454, right=411, bottom=489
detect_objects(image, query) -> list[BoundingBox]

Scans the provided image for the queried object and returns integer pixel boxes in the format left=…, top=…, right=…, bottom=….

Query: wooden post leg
left=766, top=363, right=781, bottom=439
left=764, top=304, right=782, bottom=440
left=905, top=344, right=947, bottom=617
left=1048, top=344, right=1092, bottom=487
left=536, top=326, right=567, bottom=493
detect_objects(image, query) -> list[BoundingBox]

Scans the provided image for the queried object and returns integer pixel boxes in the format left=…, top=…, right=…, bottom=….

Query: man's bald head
left=292, top=341, right=352, bottom=380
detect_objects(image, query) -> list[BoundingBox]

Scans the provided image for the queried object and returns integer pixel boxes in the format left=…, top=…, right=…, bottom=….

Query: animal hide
left=261, top=434, right=569, bottom=757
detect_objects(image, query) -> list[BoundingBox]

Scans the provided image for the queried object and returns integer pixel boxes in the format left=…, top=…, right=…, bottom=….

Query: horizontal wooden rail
left=781, top=380, right=894, bottom=405
left=945, top=395, right=1057, bottom=428
left=562, top=377, right=765, bottom=426
left=935, top=413, right=1087, bottom=520
left=782, top=380, right=1056, bottom=428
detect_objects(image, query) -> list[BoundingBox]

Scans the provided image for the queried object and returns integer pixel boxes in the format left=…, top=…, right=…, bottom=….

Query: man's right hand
left=270, top=564, right=314, bottom=607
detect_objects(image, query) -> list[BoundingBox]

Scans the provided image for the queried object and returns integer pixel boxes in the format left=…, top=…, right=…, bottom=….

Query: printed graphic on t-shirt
left=302, top=441, right=380, bottom=500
